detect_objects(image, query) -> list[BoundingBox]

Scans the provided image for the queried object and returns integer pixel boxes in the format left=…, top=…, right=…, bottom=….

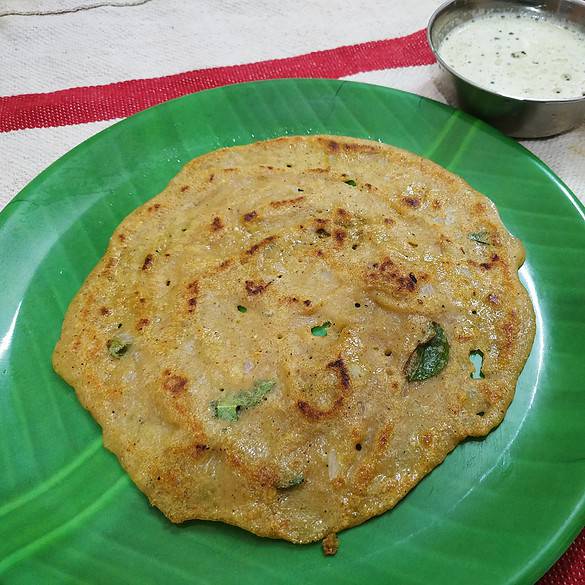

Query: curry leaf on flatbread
left=405, top=323, right=450, bottom=382
left=212, top=380, right=276, bottom=421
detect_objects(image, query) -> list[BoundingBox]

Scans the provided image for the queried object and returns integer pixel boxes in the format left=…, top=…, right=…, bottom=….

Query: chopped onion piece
left=328, top=449, right=339, bottom=480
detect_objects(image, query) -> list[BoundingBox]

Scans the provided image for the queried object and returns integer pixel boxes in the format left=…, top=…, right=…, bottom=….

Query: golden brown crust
left=53, top=135, right=535, bottom=543
left=322, top=533, right=339, bottom=556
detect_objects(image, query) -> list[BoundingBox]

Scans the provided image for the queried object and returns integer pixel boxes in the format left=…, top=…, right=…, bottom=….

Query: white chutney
left=438, top=10, right=585, bottom=100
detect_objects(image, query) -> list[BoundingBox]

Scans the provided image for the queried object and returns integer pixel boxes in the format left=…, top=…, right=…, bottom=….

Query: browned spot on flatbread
left=194, top=444, right=210, bottom=456
left=479, top=255, right=500, bottom=270
left=335, top=208, right=351, bottom=227
left=421, top=433, right=433, bottom=447
left=488, top=293, right=500, bottom=305
left=180, top=185, right=189, bottom=192
left=327, top=358, right=350, bottom=390
left=245, top=280, right=271, bottom=296
left=225, top=452, right=279, bottom=488
left=456, top=331, right=473, bottom=341
left=378, top=426, right=393, bottom=448
left=99, top=307, right=111, bottom=316
left=270, top=196, right=305, bottom=208
left=353, top=424, right=395, bottom=490
left=342, top=141, right=379, bottom=154
left=245, top=235, right=276, bottom=256
left=142, top=254, right=154, bottom=271
left=484, top=385, right=503, bottom=405
left=297, top=397, right=344, bottom=421
left=217, top=258, right=233, bottom=271
left=187, top=281, right=199, bottom=312
left=367, top=257, right=417, bottom=292
left=163, top=374, right=188, bottom=395
left=325, top=139, right=340, bottom=153
left=253, top=466, right=280, bottom=488
left=501, top=310, right=520, bottom=351
left=136, top=318, right=150, bottom=331
left=334, top=229, right=346, bottom=245
left=297, top=358, right=351, bottom=421
left=402, top=197, right=420, bottom=208
left=211, top=216, right=224, bottom=231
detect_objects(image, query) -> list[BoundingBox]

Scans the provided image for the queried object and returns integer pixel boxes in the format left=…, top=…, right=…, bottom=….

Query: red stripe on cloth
left=0, top=29, right=434, bottom=132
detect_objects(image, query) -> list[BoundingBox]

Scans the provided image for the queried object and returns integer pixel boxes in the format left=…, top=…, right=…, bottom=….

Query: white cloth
left=1, top=0, right=584, bottom=211
left=0, top=0, right=150, bottom=17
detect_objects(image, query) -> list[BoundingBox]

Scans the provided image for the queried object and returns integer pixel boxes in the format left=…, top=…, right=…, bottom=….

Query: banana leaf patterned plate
left=1, top=79, right=584, bottom=585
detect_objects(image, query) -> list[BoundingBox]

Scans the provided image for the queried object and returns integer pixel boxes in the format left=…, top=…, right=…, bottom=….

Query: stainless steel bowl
left=428, top=0, right=585, bottom=138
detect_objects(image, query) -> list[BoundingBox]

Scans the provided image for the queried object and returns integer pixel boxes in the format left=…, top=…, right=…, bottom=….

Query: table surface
left=0, top=1, right=583, bottom=583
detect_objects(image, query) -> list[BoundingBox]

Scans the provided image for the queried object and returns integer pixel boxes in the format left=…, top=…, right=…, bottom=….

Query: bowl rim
left=427, top=0, right=585, bottom=105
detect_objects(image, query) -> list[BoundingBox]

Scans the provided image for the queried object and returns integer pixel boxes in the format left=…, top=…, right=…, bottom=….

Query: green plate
left=1, top=79, right=583, bottom=585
